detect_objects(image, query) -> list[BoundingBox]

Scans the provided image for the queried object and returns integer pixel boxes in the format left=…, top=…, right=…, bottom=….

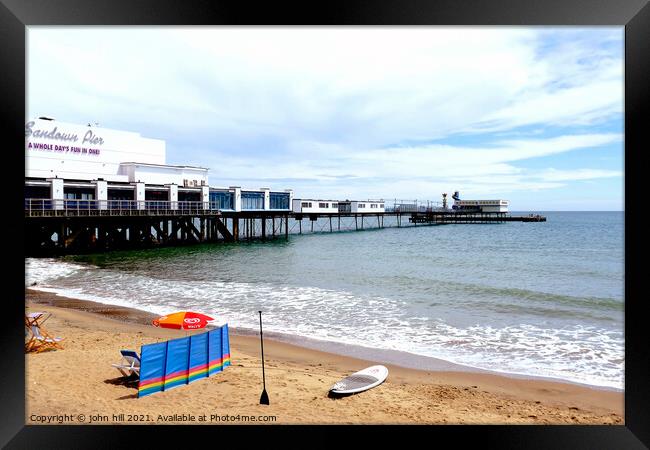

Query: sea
left=25, top=211, right=624, bottom=390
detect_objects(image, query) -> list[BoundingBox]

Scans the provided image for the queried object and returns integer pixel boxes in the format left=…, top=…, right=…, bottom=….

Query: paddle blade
left=260, top=389, right=270, bottom=405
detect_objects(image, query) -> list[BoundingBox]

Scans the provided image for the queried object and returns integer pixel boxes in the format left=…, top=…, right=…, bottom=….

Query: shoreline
left=25, top=288, right=623, bottom=424
left=234, top=326, right=622, bottom=393
left=27, top=286, right=621, bottom=392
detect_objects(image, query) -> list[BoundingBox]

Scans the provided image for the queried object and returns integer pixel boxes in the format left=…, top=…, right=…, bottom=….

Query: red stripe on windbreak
left=165, top=369, right=189, bottom=379
left=208, top=357, right=223, bottom=366
left=139, top=375, right=164, bottom=387
left=188, top=362, right=208, bottom=372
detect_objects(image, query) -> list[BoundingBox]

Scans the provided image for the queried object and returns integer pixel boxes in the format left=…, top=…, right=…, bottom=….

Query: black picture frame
left=2, top=0, right=647, bottom=447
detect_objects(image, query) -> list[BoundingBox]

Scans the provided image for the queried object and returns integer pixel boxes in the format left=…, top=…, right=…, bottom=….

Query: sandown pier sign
left=26, top=121, right=103, bottom=156
left=26, top=121, right=105, bottom=145
left=25, top=118, right=166, bottom=181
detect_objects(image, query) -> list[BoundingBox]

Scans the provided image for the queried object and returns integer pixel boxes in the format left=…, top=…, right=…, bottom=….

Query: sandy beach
left=25, top=289, right=623, bottom=425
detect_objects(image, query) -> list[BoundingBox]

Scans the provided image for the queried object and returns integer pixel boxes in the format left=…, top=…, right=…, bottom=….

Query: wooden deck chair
left=25, top=324, right=64, bottom=353
left=111, top=350, right=141, bottom=378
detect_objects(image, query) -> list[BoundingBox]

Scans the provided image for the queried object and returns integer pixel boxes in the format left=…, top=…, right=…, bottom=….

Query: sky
left=27, top=27, right=624, bottom=210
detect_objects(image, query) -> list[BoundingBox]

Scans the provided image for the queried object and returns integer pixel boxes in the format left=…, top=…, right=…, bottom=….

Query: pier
left=23, top=119, right=546, bottom=257
left=25, top=198, right=545, bottom=255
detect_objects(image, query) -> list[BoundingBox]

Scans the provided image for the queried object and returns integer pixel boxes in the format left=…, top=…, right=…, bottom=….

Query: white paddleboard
left=330, top=365, right=388, bottom=395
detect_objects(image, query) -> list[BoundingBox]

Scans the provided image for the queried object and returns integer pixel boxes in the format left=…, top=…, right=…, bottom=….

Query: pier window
left=270, top=192, right=290, bottom=210
left=301, top=202, right=312, bottom=208
left=209, top=191, right=234, bottom=210
left=24, top=185, right=51, bottom=210
left=358, top=203, right=365, bottom=208
left=107, top=188, right=134, bottom=209
left=24, top=185, right=49, bottom=200
left=178, top=191, right=201, bottom=202
left=331, top=203, right=338, bottom=208
left=64, top=192, right=94, bottom=200
left=242, top=191, right=264, bottom=210
left=146, top=189, right=168, bottom=210
left=370, top=204, right=378, bottom=208
left=63, top=188, right=95, bottom=209
left=319, top=202, right=329, bottom=208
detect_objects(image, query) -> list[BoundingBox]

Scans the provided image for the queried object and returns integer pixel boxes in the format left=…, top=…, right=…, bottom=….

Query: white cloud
left=536, top=168, right=622, bottom=182
left=28, top=27, right=622, bottom=146
left=192, top=132, right=622, bottom=199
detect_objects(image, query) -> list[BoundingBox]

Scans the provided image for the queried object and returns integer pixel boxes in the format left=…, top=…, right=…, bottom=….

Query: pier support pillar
left=59, top=223, right=66, bottom=248
left=172, top=219, right=179, bottom=242
left=96, top=224, right=104, bottom=249
left=285, top=215, right=288, bottom=240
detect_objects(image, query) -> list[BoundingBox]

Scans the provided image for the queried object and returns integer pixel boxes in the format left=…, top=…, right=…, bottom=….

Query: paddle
left=258, top=310, right=270, bottom=405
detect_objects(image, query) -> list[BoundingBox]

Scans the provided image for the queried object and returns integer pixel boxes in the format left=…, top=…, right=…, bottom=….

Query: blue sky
left=27, top=27, right=624, bottom=210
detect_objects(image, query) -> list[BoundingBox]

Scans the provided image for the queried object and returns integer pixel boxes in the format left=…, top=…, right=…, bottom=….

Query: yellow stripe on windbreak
left=208, top=358, right=230, bottom=372
left=139, top=381, right=164, bottom=393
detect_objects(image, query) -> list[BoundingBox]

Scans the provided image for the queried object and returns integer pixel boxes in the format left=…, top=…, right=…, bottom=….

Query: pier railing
left=25, top=198, right=221, bottom=217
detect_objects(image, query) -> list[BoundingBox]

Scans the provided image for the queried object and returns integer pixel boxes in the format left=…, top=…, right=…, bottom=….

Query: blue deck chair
left=111, top=350, right=141, bottom=378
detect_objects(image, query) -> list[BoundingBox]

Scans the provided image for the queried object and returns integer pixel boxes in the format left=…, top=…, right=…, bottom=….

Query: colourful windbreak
left=138, top=324, right=231, bottom=397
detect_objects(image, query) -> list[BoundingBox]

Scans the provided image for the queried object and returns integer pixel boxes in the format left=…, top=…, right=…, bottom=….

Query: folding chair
left=26, top=324, right=64, bottom=353
left=111, top=350, right=141, bottom=378
left=25, top=312, right=49, bottom=326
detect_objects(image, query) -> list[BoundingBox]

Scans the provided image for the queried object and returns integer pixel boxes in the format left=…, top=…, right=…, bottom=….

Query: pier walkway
left=24, top=199, right=545, bottom=255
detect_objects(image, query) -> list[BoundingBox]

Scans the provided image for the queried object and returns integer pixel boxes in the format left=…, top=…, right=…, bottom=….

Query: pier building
left=292, top=199, right=385, bottom=214
left=25, top=118, right=293, bottom=212
left=453, top=200, right=510, bottom=213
